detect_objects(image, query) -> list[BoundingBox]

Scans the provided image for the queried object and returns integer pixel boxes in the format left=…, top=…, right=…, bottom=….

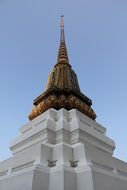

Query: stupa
left=0, top=16, right=127, bottom=190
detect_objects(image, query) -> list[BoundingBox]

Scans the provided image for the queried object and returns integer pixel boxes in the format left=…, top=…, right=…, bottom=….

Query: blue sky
left=0, top=0, right=127, bottom=161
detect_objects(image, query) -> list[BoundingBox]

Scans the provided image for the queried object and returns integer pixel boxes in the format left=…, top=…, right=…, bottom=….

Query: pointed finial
left=60, top=15, right=64, bottom=28
left=60, top=15, right=65, bottom=43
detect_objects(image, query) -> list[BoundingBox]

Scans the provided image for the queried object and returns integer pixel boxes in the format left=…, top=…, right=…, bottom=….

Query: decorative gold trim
left=29, top=93, right=96, bottom=121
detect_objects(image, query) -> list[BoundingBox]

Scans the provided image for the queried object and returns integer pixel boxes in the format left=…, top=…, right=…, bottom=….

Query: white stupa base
left=0, top=109, right=127, bottom=190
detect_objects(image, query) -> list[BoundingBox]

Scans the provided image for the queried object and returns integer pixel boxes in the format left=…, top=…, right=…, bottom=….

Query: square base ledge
left=0, top=143, right=127, bottom=190
left=10, top=108, right=115, bottom=155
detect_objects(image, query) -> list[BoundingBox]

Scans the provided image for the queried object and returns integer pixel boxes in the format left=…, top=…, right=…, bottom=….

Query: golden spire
left=55, top=15, right=70, bottom=67
left=28, top=16, right=97, bottom=121
left=46, top=15, right=79, bottom=91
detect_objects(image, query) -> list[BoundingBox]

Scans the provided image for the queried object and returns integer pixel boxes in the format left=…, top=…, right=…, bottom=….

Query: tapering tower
left=0, top=16, right=127, bottom=190
left=29, top=15, right=96, bottom=121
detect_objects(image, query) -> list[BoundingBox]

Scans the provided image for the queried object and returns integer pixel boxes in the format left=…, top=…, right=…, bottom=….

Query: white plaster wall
left=92, top=171, right=127, bottom=190
left=0, top=109, right=127, bottom=190
left=0, top=171, right=33, bottom=190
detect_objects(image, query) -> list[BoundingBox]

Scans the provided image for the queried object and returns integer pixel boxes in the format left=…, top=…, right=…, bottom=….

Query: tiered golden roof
left=29, top=16, right=97, bottom=121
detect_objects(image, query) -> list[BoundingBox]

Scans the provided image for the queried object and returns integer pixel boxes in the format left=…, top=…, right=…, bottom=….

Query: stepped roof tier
left=29, top=16, right=97, bottom=121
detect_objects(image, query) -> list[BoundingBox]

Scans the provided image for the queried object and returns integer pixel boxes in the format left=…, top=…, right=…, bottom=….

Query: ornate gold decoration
left=28, top=16, right=97, bottom=121
left=46, top=58, right=80, bottom=92
left=29, top=91, right=96, bottom=121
